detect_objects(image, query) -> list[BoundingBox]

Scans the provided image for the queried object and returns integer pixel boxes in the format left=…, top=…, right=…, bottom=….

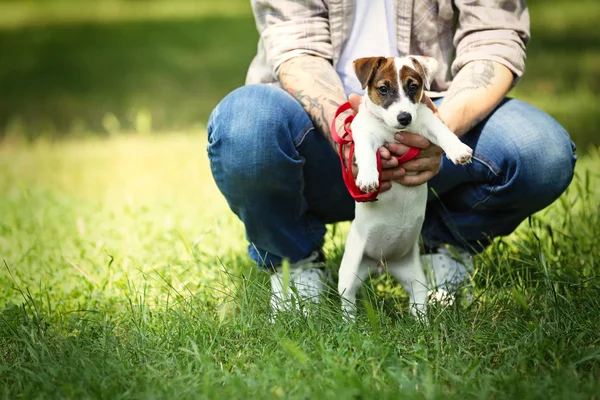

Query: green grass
left=1, top=134, right=600, bottom=399
left=1, top=0, right=600, bottom=398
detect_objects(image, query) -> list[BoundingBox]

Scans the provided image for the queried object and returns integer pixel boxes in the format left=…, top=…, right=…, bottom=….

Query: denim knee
left=485, top=100, right=576, bottom=211
left=207, top=85, right=312, bottom=184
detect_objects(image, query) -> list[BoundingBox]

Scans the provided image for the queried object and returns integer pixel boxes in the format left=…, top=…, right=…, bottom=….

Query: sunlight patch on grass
left=0, top=132, right=247, bottom=310
left=1, top=131, right=218, bottom=200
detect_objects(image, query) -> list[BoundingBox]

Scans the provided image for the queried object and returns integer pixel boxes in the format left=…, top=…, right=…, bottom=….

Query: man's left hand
left=380, top=135, right=443, bottom=186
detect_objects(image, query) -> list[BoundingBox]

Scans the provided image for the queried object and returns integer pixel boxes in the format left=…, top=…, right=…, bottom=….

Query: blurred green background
left=0, top=0, right=598, bottom=148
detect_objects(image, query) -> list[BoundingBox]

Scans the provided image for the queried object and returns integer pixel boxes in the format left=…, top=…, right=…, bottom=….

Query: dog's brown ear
left=409, top=56, right=438, bottom=90
left=353, top=57, right=386, bottom=89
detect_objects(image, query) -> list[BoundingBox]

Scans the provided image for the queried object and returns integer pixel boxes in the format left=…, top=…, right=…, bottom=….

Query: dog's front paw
left=356, top=169, right=379, bottom=193
left=445, top=143, right=473, bottom=165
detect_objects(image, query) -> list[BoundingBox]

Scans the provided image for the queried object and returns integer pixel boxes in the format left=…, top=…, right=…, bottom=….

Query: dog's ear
left=409, top=56, right=438, bottom=90
left=353, top=57, right=386, bottom=89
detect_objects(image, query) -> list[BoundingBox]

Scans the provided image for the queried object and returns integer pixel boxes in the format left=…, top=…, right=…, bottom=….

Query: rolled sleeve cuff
left=261, top=17, right=333, bottom=78
left=452, top=29, right=527, bottom=86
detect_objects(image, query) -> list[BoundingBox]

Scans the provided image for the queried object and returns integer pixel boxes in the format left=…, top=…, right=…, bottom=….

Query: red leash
left=330, top=102, right=421, bottom=202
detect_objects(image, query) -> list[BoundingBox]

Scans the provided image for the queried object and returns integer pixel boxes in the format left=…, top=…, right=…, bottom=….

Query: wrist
left=437, top=105, right=469, bottom=137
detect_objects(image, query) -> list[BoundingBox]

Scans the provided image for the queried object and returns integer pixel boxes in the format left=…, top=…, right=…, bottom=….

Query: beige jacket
left=246, top=0, right=530, bottom=95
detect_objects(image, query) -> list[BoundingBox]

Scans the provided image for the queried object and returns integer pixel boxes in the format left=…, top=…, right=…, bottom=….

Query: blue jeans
left=207, top=84, right=576, bottom=266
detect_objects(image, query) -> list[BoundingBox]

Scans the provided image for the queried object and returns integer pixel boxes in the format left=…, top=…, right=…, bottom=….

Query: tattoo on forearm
left=444, top=60, right=496, bottom=104
left=439, top=60, right=513, bottom=136
left=285, top=86, right=331, bottom=141
left=279, top=56, right=347, bottom=149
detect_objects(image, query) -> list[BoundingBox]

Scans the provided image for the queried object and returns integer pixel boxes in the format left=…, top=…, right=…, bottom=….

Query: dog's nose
left=397, top=112, right=412, bottom=127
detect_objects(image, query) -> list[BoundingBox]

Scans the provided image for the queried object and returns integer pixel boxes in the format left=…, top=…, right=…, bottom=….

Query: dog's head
left=353, top=56, right=437, bottom=130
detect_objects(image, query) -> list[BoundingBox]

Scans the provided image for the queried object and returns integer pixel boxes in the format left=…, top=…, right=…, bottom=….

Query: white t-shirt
left=335, top=0, right=400, bottom=97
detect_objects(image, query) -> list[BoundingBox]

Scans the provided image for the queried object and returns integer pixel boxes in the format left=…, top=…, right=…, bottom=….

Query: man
left=207, top=0, right=576, bottom=310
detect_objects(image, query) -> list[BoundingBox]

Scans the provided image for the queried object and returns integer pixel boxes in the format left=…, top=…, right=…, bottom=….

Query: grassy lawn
left=1, top=134, right=599, bottom=398
left=1, top=0, right=600, bottom=398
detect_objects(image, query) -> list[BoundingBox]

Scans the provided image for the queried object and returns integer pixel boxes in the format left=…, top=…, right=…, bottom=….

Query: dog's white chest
left=355, top=185, right=427, bottom=259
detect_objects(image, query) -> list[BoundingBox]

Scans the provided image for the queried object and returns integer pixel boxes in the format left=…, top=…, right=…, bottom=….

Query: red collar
left=330, top=102, right=421, bottom=202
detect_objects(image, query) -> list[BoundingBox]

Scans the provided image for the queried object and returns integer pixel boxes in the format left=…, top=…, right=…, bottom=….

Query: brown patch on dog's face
left=353, top=57, right=386, bottom=89
left=362, top=57, right=400, bottom=110
left=399, top=65, right=424, bottom=104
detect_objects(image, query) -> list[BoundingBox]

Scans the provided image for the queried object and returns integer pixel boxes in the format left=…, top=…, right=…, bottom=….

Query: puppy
left=338, top=56, right=473, bottom=318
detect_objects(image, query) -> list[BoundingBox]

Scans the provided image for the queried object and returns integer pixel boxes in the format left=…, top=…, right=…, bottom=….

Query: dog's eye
left=377, top=86, right=388, bottom=95
left=408, top=82, right=419, bottom=94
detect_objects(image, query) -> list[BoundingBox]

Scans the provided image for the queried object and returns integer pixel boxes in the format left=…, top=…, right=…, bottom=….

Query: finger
left=381, top=166, right=405, bottom=181
left=382, top=158, right=399, bottom=169
left=395, top=132, right=431, bottom=149
left=395, top=170, right=436, bottom=186
left=385, top=142, right=411, bottom=157
left=417, top=144, right=443, bottom=158
left=348, top=93, right=362, bottom=113
left=377, top=146, right=400, bottom=169
left=378, top=146, right=392, bottom=160
left=378, top=180, right=392, bottom=193
left=402, top=156, right=441, bottom=172
left=401, top=159, right=429, bottom=172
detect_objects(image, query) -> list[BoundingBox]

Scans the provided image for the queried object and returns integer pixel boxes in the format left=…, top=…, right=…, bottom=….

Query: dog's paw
left=445, top=143, right=473, bottom=165
left=341, top=300, right=358, bottom=322
left=356, top=169, right=379, bottom=193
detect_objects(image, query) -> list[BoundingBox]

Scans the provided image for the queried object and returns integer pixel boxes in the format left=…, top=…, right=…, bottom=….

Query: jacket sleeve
left=250, top=0, right=332, bottom=78
left=452, top=0, right=530, bottom=81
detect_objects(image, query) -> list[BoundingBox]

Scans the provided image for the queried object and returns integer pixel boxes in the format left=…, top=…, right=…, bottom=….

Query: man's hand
left=381, top=135, right=443, bottom=188
left=348, top=93, right=443, bottom=191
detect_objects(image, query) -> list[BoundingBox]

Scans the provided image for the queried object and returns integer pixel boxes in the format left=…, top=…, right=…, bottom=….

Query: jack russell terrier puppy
left=338, top=55, right=473, bottom=319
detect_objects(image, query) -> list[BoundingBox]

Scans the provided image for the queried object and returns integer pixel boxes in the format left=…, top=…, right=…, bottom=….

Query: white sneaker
left=421, top=246, right=473, bottom=305
left=270, top=251, right=328, bottom=316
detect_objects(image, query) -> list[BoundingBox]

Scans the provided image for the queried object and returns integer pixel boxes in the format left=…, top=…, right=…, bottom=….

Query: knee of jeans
left=496, top=105, right=576, bottom=207
left=207, top=85, right=307, bottom=181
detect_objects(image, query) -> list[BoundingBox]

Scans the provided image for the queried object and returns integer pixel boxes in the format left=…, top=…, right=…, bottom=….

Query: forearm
left=438, top=60, right=514, bottom=137
left=278, top=55, right=348, bottom=148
